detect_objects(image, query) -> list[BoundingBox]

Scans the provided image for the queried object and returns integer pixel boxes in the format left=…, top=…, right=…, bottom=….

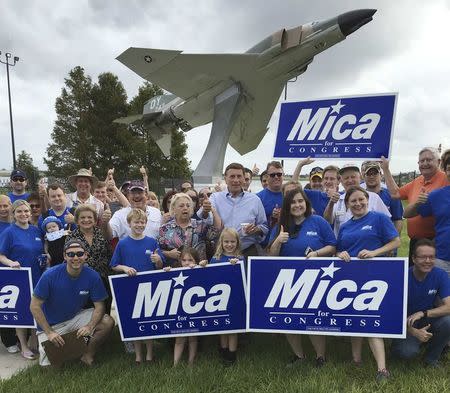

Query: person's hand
left=107, top=179, right=116, bottom=189
left=107, top=168, right=115, bottom=181
left=271, top=204, right=281, bottom=221
left=357, top=249, right=376, bottom=259
left=416, top=191, right=428, bottom=205
left=87, top=167, right=93, bottom=176
left=412, top=324, right=433, bottom=343
left=162, top=212, right=172, bottom=224
left=38, top=179, right=47, bottom=198
left=77, top=325, right=93, bottom=338
left=140, top=166, right=147, bottom=176
left=163, top=266, right=171, bottom=272
left=189, top=263, right=196, bottom=268
left=245, top=223, right=260, bottom=236
left=124, top=266, right=137, bottom=276
left=252, top=163, right=260, bottom=176
left=276, top=225, right=289, bottom=244
left=9, top=261, right=21, bottom=268
left=202, top=194, right=212, bottom=214
left=306, top=251, right=319, bottom=259
left=101, top=206, right=112, bottom=224
left=150, top=250, right=162, bottom=265
left=166, top=248, right=181, bottom=260
left=327, top=191, right=340, bottom=204
left=199, top=260, right=208, bottom=267
left=64, top=212, right=75, bottom=224
left=47, top=330, right=65, bottom=347
left=337, top=251, right=351, bottom=262
left=380, top=156, right=390, bottom=172
left=214, top=181, right=223, bottom=192
left=299, top=156, right=315, bottom=167
left=229, top=258, right=239, bottom=265
left=407, top=311, right=426, bottom=327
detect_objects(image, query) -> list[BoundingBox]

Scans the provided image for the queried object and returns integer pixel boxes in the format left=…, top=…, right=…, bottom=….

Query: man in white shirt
left=66, top=168, right=104, bottom=217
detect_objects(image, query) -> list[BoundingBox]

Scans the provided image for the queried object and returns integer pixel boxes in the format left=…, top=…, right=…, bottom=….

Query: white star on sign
left=320, top=262, right=341, bottom=279
left=172, top=272, right=188, bottom=287
left=330, top=100, right=345, bottom=115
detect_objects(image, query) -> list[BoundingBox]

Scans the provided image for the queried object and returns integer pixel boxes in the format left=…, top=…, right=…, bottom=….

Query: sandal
left=21, top=350, right=36, bottom=360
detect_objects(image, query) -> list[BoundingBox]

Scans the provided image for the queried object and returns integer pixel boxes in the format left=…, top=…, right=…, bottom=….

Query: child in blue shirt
left=110, top=208, right=163, bottom=365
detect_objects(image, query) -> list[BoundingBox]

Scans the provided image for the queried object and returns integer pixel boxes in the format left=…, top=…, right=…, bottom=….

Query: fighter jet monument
left=116, top=9, right=376, bottom=184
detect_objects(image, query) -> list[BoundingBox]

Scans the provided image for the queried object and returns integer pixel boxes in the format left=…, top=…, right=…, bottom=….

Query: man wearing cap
left=8, top=169, right=30, bottom=203
left=307, top=167, right=324, bottom=191
left=324, top=163, right=391, bottom=236
left=362, top=162, right=403, bottom=234
left=66, top=168, right=104, bottom=217
left=30, top=240, right=114, bottom=366
left=106, top=180, right=162, bottom=240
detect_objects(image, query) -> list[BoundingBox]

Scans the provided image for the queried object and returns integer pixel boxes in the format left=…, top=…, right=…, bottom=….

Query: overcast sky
left=1, top=0, right=449, bottom=177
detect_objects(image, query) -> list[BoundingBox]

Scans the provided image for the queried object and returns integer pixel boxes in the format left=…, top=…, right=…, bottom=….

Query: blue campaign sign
left=273, top=93, right=397, bottom=159
left=110, top=262, right=247, bottom=341
left=247, top=257, right=408, bottom=338
left=0, top=267, right=36, bottom=328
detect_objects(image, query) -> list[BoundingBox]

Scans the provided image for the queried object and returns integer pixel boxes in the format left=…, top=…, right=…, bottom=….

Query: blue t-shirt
left=37, top=208, right=77, bottom=234
left=0, top=221, right=10, bottom=235
left=256, top=188, right=283, bottom=247
left=110, top=235, right=164, bottom=272
left=336, top=211, right=398, bottom=256
left=377, top=188, right=403, bottom=221
left=304, top=189, right=330, bottom=217
left=0, top=224, right=44, bottom=286
left=269, top=215, right=337, bottom=257
left=33, top=263, right=107, bottom=327
left=210, top=254, right=243, bottom=264
left=8, top=192, right=30, bottom=204
left=417, top=186, right=450, bottom=261
left=407, top=267, right=450, bottom=315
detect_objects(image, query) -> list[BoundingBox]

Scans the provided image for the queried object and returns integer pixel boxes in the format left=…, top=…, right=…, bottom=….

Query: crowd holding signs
left=0, top=94, right=449, bottom=383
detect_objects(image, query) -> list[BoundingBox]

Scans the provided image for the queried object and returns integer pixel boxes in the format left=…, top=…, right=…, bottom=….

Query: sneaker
left=376, top=369, right=390, bottom=383
left=286, top=355, right=306, bottom=368
left=6, top=344, right=20, bottom=354
left=21, top=350, right=37, bottom=360
left=315, top=356, right=326, bottom=368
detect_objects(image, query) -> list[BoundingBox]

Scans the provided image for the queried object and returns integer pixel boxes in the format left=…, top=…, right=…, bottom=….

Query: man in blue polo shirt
left=30, top=240, right=114, bottom=366
left=391, top=239, right=450, bottom=366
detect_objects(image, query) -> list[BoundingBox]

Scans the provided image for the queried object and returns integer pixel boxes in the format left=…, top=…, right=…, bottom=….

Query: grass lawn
left=1, top=226, right=448, bottom=393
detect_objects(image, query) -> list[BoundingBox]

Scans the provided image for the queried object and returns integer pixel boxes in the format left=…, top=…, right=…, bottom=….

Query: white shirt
left=109, top=206, right=162, bottom=240
left=66, top=192, right=104, bottom=217
left=331, top=191, right=391, bottom=236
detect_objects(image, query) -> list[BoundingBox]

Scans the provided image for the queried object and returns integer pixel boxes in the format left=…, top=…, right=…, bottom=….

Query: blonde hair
left=127, top=208, right=148, bottom=224
left=147, top=191, right=160, bottom=209
left=11, top=199, right=30, bottom=220
left=74, top=204, right=98, bottom=223
left=214, top=228, right=241, bottom=259
left=169, top=193, right=194, bottom=217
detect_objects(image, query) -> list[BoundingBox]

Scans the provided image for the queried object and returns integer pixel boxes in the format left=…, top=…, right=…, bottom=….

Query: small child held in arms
left=168, top=246, right=207, bottom=366
left=41, top=216, right=69, bottom=267
left=209, top=228, right=243, bottom=364
left=110, top=208, right=164, bottom=365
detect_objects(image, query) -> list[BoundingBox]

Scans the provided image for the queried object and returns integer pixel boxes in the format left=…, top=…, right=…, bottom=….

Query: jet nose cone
left=338, top=9, right=376, bottom=36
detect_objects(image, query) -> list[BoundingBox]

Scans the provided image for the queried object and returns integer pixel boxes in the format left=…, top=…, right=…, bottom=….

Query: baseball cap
left=364, top=161, right=382, bottom=174
left=64, top=239, right=87, bottom=252
left=10, top=169, right=27, bottom=179
left=339, top=163, right=360, bottom=175
left=309, top=166, right=323, bottom=179
left=128, top=180, right=145, bottom=191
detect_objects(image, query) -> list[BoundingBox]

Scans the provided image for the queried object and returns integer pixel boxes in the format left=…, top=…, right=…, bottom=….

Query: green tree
left=45, top=66, right=93, bottom=179
left=16, top=150, right=39, bottom=189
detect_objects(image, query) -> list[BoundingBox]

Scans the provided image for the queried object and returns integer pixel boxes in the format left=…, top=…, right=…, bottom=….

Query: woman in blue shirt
left=0, top=200, right=44, bottom=360
left=336, top=186, right=400, bottom=382
left=269, top=188, right=336, bottom=367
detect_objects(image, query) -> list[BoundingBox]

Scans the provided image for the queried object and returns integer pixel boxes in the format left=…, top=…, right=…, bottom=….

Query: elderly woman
left=0, top=200, right=45, bottom=360
left=66, top=204, right=112, bottom=313
left=268, top=188, right=336, bottom=368
left=158, top=193, right=221, bottom=266
left=336, top=186, right=400, bottom=382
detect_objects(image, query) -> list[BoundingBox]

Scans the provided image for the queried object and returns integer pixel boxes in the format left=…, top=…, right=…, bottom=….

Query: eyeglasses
left=199, top=192, right=212, bottom=198
left=12, top=177, right=26, bottom=182
left=415, top=255, right=434, bottom=262
left=66, top=251, right=85, bottom=258
left=29, top=204, right=40, bottom=209
left=268, top=172, right=283, bottom=178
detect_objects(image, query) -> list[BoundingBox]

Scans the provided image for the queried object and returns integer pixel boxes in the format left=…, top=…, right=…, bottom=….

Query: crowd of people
left=0, top=146, right=449, bottom=382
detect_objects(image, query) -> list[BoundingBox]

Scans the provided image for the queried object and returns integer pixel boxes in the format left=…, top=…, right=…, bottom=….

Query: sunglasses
left=66, top=251, right=85, bottom=258
left=268, top=172, right=283, bottom=178
left=29, top=204, right=40, bottom=209
left=199, top=192, right=212, bottom=198
left=12, top=177, right=26, bottom=182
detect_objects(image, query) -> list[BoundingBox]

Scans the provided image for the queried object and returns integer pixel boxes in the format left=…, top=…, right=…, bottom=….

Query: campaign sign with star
left=273, top=93, right=397, bottom=159
left=0, top=267, right=36, bottom=328
left=110, top=262, right=247, bottom=341
left=247, top=257, right=408, bottom=338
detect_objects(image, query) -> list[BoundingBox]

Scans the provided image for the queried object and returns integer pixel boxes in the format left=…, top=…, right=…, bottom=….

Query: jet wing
left=117, top=48, right=259, bottom=100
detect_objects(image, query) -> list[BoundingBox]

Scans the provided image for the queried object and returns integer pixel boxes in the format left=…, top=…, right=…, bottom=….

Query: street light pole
left=0, top=52, right=19, bottom=170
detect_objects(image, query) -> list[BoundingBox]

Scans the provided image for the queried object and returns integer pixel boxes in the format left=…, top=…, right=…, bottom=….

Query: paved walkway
left=0, top=345, right=37, bottom=380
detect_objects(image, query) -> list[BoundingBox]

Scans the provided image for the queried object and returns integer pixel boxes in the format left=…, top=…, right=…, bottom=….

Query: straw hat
left=68, top=168, right=98, bottom=188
